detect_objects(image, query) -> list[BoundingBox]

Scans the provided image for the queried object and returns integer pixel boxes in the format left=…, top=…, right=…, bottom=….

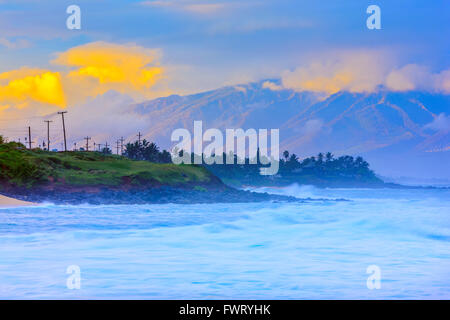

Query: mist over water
left=0, top=186, right=449, bottom=299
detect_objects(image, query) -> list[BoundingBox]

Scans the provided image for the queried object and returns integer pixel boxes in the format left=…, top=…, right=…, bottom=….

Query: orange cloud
left=0, top=68, right=66, bottom=108
left=53, top=41, right=164, bottom=100
left=281, top=51, right=391, bottom=94
left=280, top=50, right=450, bottom=95
left=0, top=42, right=165, bottom=117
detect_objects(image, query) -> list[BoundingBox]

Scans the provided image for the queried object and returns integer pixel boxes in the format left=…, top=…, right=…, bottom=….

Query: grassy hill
left=0, top=141, right=217, bottom=191
left=0, top=140, right=295, bottom=205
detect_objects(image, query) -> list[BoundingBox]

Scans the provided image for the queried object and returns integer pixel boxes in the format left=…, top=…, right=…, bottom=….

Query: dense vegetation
left=120, top=141, right=382, bottom=187
left=119, top=139, right=382, bottom=187
left=200, top=150, right=383, bottom=187
left=0, top=136, right=213, bottom=189
left=123, top=139, right=172, bottom=163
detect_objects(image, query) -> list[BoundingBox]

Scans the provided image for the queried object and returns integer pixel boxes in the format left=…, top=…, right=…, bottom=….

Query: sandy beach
left=0, top=194, right=35, bottom=208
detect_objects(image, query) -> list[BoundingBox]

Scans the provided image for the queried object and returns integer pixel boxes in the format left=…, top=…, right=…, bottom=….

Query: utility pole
left=44, top=120, right=52, bottom=151
left=137, top=132, right=142, bottom=146
left=120, top=137, right=124, bottom=155
left=105, top=142, right=109, bottom=152
left=116, top=140, right=120, bottom=155
left=28, top=126, right=32, bottom=149
left=97, top=143, right=103, bottom=152
left=58, top=111, right=68, bottom=151
left=84, top=136, right=91, bottom=151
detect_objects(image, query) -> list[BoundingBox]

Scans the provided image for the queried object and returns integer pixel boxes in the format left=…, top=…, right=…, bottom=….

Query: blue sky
left=0, top=1, right=448, bottom=178
left=0, top=0, right=448, bottom=97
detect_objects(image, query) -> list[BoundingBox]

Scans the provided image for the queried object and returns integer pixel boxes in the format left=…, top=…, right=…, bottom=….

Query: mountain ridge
left=126, top=80, right=449, bottom=178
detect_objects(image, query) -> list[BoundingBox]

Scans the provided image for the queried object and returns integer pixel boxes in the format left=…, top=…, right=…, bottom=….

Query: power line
left=116, top=140, right=120, bottom=155
left=28, top=126, right=32, bottom=149
left=84, top=136, right=91, bottom=151
left=57, top=111, right=68, bottom=152
left=44, top=120, right=52, bottom=151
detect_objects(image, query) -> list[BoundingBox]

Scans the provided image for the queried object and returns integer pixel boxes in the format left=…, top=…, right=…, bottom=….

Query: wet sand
left=0, top=194, right=35, bottom=208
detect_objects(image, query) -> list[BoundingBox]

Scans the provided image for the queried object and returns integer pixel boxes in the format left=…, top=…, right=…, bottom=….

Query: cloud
left=262, top=81, right=283, bottom=91
left=0, top=90, right=150, bottom=151
left=140, top=0, right=257, bottom=16
left=0, top=37, right=31, bottom=49
left=280, top=50, right=450, bottom=95
left=424, top=113, right=450, bottom=132
left=141, top=1, right=225, bottom=14
left=0, top=42, right=166, bottom=117
left=301, top=119, right=325, bottom=137
left=386, top=65, right=450, bottom=93
left=65, top=91, right=152, bottom=146
left=183, top=3, right=227, bottom=14
left=281, top=51, right=391, bottom=95
left=53, top=41, right=164, bottom=103
left=0, top=67, right=66, bottom=108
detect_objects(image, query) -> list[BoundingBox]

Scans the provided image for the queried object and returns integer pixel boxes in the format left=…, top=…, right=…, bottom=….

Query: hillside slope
left=0, top=142, right=299, bottom=204
left=0, top=142, right=220, bottom=192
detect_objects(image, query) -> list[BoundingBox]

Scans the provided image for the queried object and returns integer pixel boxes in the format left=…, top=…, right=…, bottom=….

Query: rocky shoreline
left=0, top=185, right=306, bottom=205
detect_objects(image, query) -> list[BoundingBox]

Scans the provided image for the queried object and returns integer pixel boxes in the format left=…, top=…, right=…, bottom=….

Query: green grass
left=0, top=142, right=212, bottom=188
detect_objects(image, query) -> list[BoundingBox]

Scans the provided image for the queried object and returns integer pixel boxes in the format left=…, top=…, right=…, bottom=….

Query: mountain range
left=125, top=80, right=450, bottom=180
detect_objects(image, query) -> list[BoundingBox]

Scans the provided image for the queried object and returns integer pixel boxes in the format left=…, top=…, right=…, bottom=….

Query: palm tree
left=289, top=153, right=298, bottom=164
left=317, top=152, right=324, bottom=164
left=283, top=150, right=289, bottom=161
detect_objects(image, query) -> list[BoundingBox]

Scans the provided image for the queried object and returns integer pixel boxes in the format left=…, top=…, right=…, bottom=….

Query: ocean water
left=0, top=185, right=449, bottom=299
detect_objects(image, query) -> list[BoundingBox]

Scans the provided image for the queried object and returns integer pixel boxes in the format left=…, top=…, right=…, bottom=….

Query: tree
left=124, top=141, right=141, bottom=160
left=325, top=152, right=333, bottom=162
left=289, top=153, right=298, bottom=165
left=142, top=141, right=160, bottom=162
left=101, top=147, right=112, bottom=154
left=283, top=150, right=289, bottom=161
left=159, top=150, right=172, bottom=163
left=317, top=152, right=324, bottom=164
left=123, top=139, right=172, bottom=163
left=355, top=156, right=364, bottom=166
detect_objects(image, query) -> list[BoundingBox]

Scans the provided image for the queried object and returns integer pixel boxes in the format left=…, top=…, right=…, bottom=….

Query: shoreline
left=0, top=194, right=36, bottom=208
left=1, top=186, right=300, bottom=205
